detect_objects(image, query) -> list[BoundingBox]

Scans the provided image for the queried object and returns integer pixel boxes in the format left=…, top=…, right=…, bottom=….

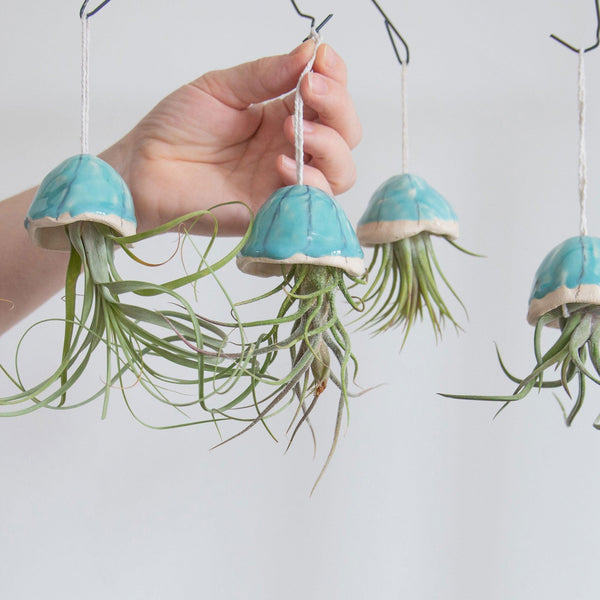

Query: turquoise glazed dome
left=237, top=185, right=365, bottom=277
left=25, top=154, right=136, bottom=250
left=357, top=173, right=458, bottom=245
left=527, top=236, right=600, bottom=325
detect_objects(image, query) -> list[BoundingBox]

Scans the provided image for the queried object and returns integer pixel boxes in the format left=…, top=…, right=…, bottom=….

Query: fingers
left=283, top=117, right=356, bottom=194
left=277, top=44, right=361, bottom=196
left=192, top=41, right=317, bottom=110
left=314, top=44, right=348, bottom=87
left=300, top=70, right=362, bottom=149
left=276, top=155, right=334, bottom=196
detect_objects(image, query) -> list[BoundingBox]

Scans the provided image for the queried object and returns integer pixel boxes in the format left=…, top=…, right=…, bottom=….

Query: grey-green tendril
left=212, top=264, right=364, bottom=494
left=0, top=204, right=255, bottom=426
left=442, top=304, right=600, bottom=427
left=358, top=233, right=477, bottom=344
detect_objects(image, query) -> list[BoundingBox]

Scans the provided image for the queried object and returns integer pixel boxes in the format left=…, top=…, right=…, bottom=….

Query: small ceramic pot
left=356, top=173, right=458, bottom=246
left=237, top=185, right=365, bottom=278
left=527, top=236, right=600, bottom=326
left=25, top=154, right=136, bottom=251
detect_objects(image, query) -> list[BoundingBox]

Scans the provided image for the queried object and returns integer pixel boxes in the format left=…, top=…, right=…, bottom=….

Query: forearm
left=0, top=189, right=70, bottom=335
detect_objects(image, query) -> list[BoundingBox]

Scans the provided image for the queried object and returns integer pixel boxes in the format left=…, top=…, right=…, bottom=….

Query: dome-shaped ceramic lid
left=357, top=173, right=459, bottom=246
left=237, top=185, right=365, bottom=278
left=25, top=154, right=136, bottom=251
left=527, top=236, right=600, bottom=325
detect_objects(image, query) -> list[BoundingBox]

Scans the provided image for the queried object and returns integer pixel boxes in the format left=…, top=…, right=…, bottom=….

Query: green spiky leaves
left=213, top=264, right=364, bottom=493
left=442, top=304, right=600, bottom=427
left=359, top=233, right=475, bottom=343
left=0, top=205, right=253, bottom=426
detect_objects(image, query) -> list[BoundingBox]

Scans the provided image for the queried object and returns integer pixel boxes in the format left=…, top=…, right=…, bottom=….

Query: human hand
left=101, top=41, right=361, bottom=236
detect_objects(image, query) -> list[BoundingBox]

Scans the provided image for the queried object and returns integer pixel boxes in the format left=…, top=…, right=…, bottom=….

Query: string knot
left=308, top=27, right=321, bottom=44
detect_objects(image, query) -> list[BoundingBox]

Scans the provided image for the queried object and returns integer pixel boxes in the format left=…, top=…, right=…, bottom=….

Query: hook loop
left=371, top=0, right=410, bottom=64
left=290, top=0, right=333, bottom=40
left=550, top=0, right=600, bottom=53
left=302, top=14, right=334, bottom=42
left=290, top=0, right=316, bottom=28
left=80, top=0, right=113, bottom=19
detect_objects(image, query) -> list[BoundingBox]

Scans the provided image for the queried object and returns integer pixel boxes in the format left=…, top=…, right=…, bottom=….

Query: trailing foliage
left=442, top=304, right=600, bottom=427
left=211, top=264, right=365, bottom=493
left=0, top=205, right=253, bottom=426
left=358, top=233, right=476, bottom=344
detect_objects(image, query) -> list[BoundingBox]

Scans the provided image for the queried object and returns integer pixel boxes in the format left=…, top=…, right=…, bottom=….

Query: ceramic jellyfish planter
left=237, top=184, right=365, bottom=277
left=25, top=154, right=137, bottom=250
left=445, top=235, right=600, bottom=427
left=2, top=153, right=242, bottom=422
left=357, top=173, right=459, bottom=243
left=222, top=185, right=366, bottom=491
left=527, top=236, right=600, bottom=325
left=356, top=173, right=473, bottom=342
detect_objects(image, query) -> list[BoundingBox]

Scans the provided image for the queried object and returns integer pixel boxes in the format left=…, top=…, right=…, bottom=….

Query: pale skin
left=0, top=42, right=361, bottom=335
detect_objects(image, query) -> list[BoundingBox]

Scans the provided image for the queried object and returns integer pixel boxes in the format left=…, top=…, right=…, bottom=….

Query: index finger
left=313, top=44, right=347, bottom=86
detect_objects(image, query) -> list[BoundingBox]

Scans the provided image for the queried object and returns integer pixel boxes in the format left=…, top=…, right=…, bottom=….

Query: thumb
left=192, top=41, right=314, bottom=109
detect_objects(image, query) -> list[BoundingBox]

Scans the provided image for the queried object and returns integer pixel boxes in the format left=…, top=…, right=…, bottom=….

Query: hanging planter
left=201, top=6, right=373, bottom=489
left=3, top=152, right=249, bottom=423
left=357, top=1, right=476, bottom=343
left=0, top=3, right=251, bottom=425
left=357, top=173, right=471, bottom=339
left=237, top=184, right=364, bottom=278
left=444, top=236, right=600, bottom=426
left=25, top=154, right=136, bottom=250
left=443, top=23, right=600, bottom=427
left=221, top=183, right=365, bottom=490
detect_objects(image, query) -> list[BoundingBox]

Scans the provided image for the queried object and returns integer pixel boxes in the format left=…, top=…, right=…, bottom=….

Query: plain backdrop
left=2, top=1, right=600, bottom=598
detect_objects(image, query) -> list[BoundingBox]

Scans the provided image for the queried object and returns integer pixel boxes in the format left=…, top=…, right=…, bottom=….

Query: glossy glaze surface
left=357, top=174, right=458, bottom=242
left=25, top=154, right=135, bottom=232
left=530, top=236, right=600, bottom=301
left=240, top=185, right=364, bottom=263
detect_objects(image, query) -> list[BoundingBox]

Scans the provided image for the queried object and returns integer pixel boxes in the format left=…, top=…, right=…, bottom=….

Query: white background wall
left=2, top=0, right=600, bottom=598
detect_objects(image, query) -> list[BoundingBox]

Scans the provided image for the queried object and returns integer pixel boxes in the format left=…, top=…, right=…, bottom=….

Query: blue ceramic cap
left=237, top=185, right=365, bottom=278
left=357, top=173, right=459, bottom=246
left=25, top=154, right=136, bottom=251
left=527, top=236, right=600, bottom=325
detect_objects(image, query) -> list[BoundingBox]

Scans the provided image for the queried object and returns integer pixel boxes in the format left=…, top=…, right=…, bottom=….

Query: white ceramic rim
left=357, top=219, right=459, bottom=246
left=27, top=213, right=137, bottom=251
left=236, top=253, right=366, bottom=278
left=527, top=283, right=600, bottom=326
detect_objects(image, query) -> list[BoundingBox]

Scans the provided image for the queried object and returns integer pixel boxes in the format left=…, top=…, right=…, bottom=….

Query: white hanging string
left=294, top=29, right=322, bottom=186
left=577, top=49, right=588, bottom=236
left=81, top=13, right=91, bottom=154
left=401, top=61, right=409, bottom=174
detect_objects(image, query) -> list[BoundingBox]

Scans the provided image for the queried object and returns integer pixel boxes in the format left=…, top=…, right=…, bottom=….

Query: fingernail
left=308, top=73, right=328, bottom=95
left=281, top=155, right=295, bottom=170
left=302, top=120, right=314, bottom=133
left=322, top=45, right=338, bottom=69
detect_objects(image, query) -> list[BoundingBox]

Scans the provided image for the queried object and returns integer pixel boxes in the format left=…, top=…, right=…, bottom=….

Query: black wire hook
left=80, top=0, right=113, bottom=19
left=371, top=0, right=410, bottom=64
left=290, top=0, right=316, bottom=28
left=550, top=0, right=600, bottom=53
left=289, top=0, right=334, bottom=39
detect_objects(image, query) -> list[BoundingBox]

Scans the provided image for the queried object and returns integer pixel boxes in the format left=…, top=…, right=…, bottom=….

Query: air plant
left=357, top=174, right=475, bottom=341
left=357, top=2, right=477, bottom=343
left=1, top=153, right=251, bottom=425
left=443, top=236, right=600, bottom=427
left=218, top=184, right=366, bottom=491
left=442, top=14, right=600, bottom=426
left=0, top=1, right=252, bottom=424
